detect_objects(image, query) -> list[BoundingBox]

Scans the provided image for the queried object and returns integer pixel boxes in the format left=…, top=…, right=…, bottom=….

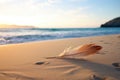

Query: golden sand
left=0, top=34, right=120, bottom=80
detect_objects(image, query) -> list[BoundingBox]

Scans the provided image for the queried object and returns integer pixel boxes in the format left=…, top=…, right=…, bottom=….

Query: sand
left=0, top=34, right=120, bottom=80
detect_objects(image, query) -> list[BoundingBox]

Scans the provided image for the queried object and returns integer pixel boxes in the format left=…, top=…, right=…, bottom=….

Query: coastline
left=0, top=27, right=120, bottom=45
left=0, top=34, right=120, bottom=80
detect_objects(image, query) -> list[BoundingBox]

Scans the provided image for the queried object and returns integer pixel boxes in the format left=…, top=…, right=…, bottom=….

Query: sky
left=0, top=0, right=120, bottom=28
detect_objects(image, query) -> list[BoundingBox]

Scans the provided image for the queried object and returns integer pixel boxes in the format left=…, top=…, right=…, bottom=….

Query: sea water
left=0, top=28, right=120, bottom=45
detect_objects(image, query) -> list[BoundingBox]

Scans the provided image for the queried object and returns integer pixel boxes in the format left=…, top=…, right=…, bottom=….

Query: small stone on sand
left=90, top=75, right=107, bottom=80
left=35, top=62, right=45, bottom=65
left=112, top=63, right=120, bottom=67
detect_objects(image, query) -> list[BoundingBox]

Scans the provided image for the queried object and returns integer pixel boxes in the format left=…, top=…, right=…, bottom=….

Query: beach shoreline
left=0, top=27, right=120, bottom=45
left=0, top=34, right=119, bottom=46
left=0, top=34, right=120, bottom=80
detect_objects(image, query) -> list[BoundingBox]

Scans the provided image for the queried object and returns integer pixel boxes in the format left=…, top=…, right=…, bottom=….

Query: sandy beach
left=0, top=34, right=120, bottom=80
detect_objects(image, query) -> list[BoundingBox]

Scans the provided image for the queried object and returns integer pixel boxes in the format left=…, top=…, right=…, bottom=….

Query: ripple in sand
left=0, top=72, right=41, bottom=80
left=63, top=67, right=80, bottom=75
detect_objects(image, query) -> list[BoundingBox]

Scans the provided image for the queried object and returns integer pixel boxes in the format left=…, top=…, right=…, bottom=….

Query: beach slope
left=0, top=34, right=120, bottom=80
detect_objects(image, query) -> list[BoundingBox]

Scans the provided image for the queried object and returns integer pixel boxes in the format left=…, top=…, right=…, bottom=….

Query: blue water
left=0, top=28, right=120, bottom=45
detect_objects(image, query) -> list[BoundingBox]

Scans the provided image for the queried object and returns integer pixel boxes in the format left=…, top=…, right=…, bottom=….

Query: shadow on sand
left=61, top=58, right=120, bottom=79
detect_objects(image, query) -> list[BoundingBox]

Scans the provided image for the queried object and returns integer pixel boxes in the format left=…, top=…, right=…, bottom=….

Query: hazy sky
left=0, top=0, right=120, bottom=28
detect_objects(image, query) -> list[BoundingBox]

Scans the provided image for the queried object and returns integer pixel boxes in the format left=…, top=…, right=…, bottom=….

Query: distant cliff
left=101, top=17, right=120, bottom=27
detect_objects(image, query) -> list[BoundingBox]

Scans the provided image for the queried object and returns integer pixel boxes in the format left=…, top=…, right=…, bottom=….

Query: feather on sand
left=46, top=44, right=102, bottom=59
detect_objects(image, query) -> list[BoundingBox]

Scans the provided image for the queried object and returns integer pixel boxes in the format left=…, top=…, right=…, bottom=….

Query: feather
left=58, top=44, right=102, bottom=58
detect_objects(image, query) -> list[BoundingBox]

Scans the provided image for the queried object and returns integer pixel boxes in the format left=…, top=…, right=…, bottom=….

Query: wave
left=0, top=34, right=56, bottom=44
left=0, top=28, right=120, bottom=45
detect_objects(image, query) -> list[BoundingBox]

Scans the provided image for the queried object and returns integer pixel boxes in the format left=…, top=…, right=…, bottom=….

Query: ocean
left=0, top=28, right=120, bottom=45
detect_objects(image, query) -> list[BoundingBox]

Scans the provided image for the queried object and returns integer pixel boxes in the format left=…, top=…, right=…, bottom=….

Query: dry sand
left=0, top=34, right=120, bottom=80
